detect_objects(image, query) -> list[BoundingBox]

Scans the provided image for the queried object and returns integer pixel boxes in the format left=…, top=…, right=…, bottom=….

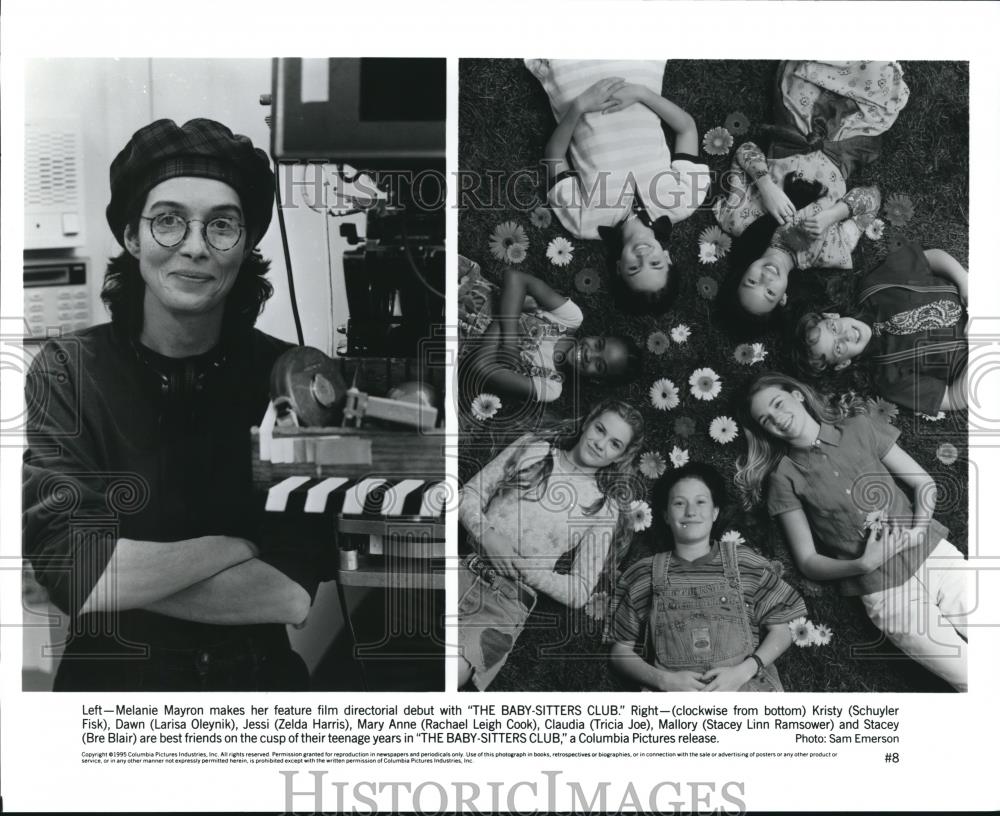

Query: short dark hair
left=608, top=259, right=680, bottom=316
left=603, top=335, right=644, bottom=384
left=649, top=462, right=728, bottom=549
left=713, top=172, right=828, bottom=338
left=793, top=312, right=831, bottom=376
left=601, top=221, right=679, bottom=316
left=716, top=263, right=776, bottom=340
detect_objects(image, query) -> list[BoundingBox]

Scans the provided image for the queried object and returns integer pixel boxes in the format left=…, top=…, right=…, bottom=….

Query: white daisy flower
left=863, top=508, right=887, bottom=534
left=864, top=218, right=885, bottom=241
left=628, top=500, right=653, bottom=532
left=750, top=342, right=768, bottom=365
left=546, top=236, right=574, bottom=267
left=698, top=242, right=719, bottom=265
left=470, top=393, right=502, bottom=421
left=668, top=446, right=689, bottom=468
left=689, top=367, right=722, bottom=401
left=708, top=416, right=739, bottom=445
left=720, top=530, right=746, bottom=546
left=670, top=324, right=691, bottom=344
left=649, top=378, right=680, bottom=411
left=936, top=443, right=959, bottom=466
left=639, top=451, right=667, bottom=479
left=812, top=623, right=833, bottom=647
left=788, top=617, right=817, bottom=648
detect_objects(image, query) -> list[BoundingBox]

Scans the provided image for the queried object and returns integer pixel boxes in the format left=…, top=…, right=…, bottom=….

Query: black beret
left=106, top=118, right=274, bottom=248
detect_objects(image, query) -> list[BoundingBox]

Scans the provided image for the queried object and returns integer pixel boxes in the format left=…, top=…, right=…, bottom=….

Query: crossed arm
left=79, top=536, right=310, bottom=626
left=507, top=524, right=612, bottom=609
left=145, top=556, right=311, bottom=626
left=25, top=344, right=313, bottom=629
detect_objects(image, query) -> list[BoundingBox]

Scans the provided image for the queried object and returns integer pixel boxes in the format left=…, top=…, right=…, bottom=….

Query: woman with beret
left=23, top=119, right=322, bottom=691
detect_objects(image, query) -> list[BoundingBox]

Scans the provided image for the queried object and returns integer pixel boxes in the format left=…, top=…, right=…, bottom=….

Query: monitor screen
left=271, top=58, right=445, bottom=168
left=358, top=59, right=445, bottom=122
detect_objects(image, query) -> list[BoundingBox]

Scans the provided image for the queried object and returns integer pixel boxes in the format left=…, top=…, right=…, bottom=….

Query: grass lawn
left=458, top=59, right=968, bottom=693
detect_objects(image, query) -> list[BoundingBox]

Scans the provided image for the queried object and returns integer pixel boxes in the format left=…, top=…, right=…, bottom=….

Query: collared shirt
left=767, top=415, right=946, bottom=596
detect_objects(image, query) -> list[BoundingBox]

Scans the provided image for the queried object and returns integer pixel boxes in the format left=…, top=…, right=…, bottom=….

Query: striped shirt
left=526, top=59, right=710, bottom=239
left=611, top=544, right=807, bottom=645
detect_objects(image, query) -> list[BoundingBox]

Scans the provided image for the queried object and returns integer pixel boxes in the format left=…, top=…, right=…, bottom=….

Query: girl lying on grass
left=526, top=59, right=709, bottom=315
left=610, top=463, right=805, bottom=692
left=736, top=372, right=968, bottom=691
left=461, top=266, right=641, bottom=406
left=715, top=61, right=909, bottom=335
left=791, top=240, right=968, bottom=414
left=458, top=399, right=644, bottom=690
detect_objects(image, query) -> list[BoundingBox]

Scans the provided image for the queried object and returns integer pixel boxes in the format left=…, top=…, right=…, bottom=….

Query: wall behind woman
left=25, top=57, right=356, bottom=353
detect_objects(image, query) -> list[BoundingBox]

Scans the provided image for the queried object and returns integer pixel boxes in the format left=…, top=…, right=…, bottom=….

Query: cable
left=271, top=160, right=305, bottom=346
left=322, top=178, right=338, bottom=357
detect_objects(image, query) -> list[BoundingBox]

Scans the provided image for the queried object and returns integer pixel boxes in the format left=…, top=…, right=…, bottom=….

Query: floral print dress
left=713, top=141, right=880, bottom=270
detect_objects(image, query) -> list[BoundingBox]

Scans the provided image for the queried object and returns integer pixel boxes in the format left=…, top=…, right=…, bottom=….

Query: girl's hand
left=572, top=77, right=626, bottom=114
left=860, top=526, right=914, bottom=573
left=757, top=178, right=796, bottom=225
left=860, top=526, right=887, bottom=573
left=701, top=662, right=756, bottom=692
left=652, top=669, right=707, bottom=692
left=800, top=206, right=841, bottom=238
left=889, top=524, right=929, bottom=553
left=604, top=83, right=648, bottom=113
left=799, top=215, right=826, bottom=239
left=478, top=529, right=520, bottom=578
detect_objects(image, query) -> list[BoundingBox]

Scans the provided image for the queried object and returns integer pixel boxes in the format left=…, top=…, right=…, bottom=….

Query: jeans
left=861, top=539, right=969, bottom=692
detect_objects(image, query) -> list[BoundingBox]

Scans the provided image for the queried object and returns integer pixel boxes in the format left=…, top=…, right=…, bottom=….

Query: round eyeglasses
left=140, top=213, right=245, bottom=251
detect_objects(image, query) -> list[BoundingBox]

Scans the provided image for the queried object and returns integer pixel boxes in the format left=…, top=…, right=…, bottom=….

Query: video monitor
left=271, top=57, right=445, bottom=169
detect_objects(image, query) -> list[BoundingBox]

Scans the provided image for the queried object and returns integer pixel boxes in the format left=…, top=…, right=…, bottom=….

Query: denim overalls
left=646, top=541, right=783, bottom=692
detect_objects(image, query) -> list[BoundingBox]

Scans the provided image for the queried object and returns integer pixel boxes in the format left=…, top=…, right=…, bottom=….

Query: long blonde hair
left=735, top=372, right=864, bottom=508
left=487, top=398, right=646, bottom=559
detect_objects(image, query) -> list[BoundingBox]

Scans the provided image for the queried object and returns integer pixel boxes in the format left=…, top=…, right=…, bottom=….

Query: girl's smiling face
left=568, top=336, right=631, bottom=381
left=666, top=477, right=719, bottom=545
left=749, top=385, right=811, bottom=441
left=738, top=256, right=789, bottom=315
left=617, top=219, right=669, bottom=293
left=571, top=410, right=635, bottom=469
